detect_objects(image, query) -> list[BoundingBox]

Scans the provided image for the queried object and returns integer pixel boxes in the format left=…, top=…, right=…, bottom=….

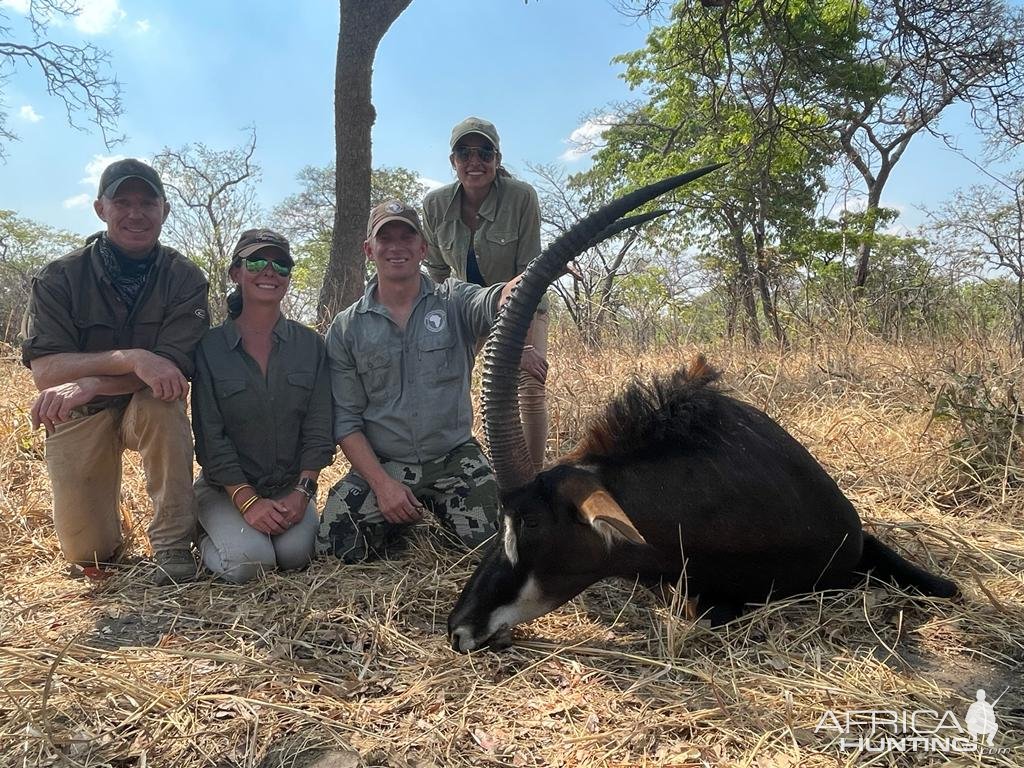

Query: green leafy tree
left=583, top=0, right=864, bottom=346
left=272, top=163, right=426, bottom=322
left=931, top=166, right=1024, bottom=356
left=0, top=209, right=78, bottom=343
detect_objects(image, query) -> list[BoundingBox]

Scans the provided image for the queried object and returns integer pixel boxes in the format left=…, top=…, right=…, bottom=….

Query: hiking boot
left=150, top=547, right=197, bottom=586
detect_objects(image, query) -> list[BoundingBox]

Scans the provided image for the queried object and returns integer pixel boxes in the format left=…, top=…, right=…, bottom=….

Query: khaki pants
left=45, top=390, right=197, bottom=564
left=519, top=307, right=550, bottom=472
left=478, top=307, right=550, bottom=472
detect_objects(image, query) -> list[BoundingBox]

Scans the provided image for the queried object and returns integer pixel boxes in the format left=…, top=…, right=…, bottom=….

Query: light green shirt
left=326, top=275, right=503, bottom=464
left=422, top=174, right=543, bottom=288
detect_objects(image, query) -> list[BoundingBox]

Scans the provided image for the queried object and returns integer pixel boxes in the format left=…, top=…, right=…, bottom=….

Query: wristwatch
left=294, top=477, right=317, bottom=500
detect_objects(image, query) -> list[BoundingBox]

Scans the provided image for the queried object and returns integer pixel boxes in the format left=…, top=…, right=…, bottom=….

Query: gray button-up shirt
left=192, top=315, right=335, bottom=497
left=326, top=275, right=503, bottom=464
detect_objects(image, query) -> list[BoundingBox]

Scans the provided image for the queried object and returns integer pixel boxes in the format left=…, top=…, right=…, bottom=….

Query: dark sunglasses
left=243, top=257, right=292, bottom=277
left=453, top=146, right=497, bottom=163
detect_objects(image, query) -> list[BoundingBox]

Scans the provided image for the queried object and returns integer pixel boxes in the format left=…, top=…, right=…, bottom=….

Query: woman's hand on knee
left=281, top=490, right=310, bottom=527
left=243, top=498, right=289, bottom=536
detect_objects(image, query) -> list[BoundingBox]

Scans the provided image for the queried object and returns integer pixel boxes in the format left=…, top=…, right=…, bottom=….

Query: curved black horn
left=584, top=209, right=669, bottom=251
left=483, top=162, right=726, bottom=493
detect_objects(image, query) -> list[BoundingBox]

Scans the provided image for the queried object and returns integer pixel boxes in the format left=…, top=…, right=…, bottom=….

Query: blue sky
left=0, top=0, right=999, bottom=238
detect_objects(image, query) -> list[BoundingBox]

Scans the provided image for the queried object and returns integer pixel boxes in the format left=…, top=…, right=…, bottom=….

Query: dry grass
left=2, top=332, right=1023, bottom=767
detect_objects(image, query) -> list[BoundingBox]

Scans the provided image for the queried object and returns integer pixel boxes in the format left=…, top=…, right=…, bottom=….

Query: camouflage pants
left=316, top=441, right=499, bottom=563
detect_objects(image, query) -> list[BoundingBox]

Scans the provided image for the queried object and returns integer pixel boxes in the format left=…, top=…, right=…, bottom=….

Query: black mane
left=571, top=357, right=728, bottom=461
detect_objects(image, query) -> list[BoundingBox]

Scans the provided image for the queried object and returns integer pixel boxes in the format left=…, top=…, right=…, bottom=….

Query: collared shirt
left=21, top=232, right=210, bottom=409
left=326, top=274, right=503, bottom=464
left=191, top=315, right=335, bottom=497
left=422, top=173, right=543, bottom=288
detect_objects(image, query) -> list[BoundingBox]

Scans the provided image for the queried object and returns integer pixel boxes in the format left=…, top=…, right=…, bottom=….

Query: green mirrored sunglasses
left=244, top=257, right=292, bottom=277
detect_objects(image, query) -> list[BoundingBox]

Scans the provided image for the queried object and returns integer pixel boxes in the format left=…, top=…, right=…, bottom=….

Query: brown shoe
left=151, top=548, right=197, bottom=586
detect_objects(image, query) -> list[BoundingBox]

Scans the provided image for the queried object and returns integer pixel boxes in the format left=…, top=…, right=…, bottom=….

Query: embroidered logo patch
left=194, top=308, right=208, bottom=320
left=386, top=201, right=404, bottom=213
left=424, top=310, right=445, bottom=333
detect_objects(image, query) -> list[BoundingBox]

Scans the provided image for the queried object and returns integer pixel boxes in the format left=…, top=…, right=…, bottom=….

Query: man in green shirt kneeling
left=318, top=200, right=519, bottom=563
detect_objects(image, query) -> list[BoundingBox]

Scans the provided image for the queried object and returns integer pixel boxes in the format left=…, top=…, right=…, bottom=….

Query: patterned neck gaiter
left=98, top=234, right=157, bottom=309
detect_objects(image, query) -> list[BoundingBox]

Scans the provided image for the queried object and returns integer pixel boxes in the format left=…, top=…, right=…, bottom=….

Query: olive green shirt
left=422, top=174, right=543, bottom=288
left=191, top=316, right=335, bottom=497
left=326, top=275, right=503, bottom=464
left=21, top=233, right=210, bottom=410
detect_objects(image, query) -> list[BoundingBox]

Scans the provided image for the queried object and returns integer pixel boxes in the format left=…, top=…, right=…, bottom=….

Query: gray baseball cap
left=449, top=117, right=500, bottom=151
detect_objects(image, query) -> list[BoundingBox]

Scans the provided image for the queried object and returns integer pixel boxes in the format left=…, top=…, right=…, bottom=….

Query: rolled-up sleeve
left=190, top=340, right=247, bottom=487
left=153, top=274, right=209, bottom=379
left=325, top=313, right=368, bottom=443
left=299, top=336, right=337, bottom=470
left=21, top=268, right=78, bottom=367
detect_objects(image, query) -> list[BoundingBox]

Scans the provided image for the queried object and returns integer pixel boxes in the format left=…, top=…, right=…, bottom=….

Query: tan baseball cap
left=366, top=200, right=423, bottom=239
left=449, top=116, right=500, bottom=151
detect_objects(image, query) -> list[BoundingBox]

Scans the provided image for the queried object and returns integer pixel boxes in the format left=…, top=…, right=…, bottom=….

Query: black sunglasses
left=453, top=146, right=497, bottom=163
left=243, top=257, right=292, bottom=277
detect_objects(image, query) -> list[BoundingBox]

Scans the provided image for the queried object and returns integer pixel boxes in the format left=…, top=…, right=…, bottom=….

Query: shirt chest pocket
left=484, top=229, right=519, bottom=249
left=356, top=350, right=395, bottom=397
left=130, top=302, right=165, bottom=350
left=212, top=378, right=249, bottom=424
left=73, top=316, right=117, bottom=352
left=283, top=371, right=314, bottom=418
left=418, top=330, right=459, bottom=384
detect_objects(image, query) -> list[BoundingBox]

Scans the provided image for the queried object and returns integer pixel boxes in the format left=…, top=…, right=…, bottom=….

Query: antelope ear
left=556, top=471, right=647, bottom=547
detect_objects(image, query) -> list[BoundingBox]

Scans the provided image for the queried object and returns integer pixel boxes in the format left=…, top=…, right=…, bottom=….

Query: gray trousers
left=195, top=476, right=318, bottom=584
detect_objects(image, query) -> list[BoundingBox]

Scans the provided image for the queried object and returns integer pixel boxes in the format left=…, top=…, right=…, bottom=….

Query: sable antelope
left=447, top=166, right=958, bottom=652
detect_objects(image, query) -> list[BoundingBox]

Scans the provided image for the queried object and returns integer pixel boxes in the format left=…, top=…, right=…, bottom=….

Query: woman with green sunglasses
left=189, top=229, right=335, bottom=583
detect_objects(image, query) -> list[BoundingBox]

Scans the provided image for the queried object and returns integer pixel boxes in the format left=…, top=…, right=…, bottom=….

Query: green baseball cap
left=449, top=117, right=500, bottom=151
left=98, top=158, right=165, bottom=199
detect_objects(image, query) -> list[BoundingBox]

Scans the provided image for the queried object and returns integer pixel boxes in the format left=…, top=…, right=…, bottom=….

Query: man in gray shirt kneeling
left=318, top=200, right=521, bottom=563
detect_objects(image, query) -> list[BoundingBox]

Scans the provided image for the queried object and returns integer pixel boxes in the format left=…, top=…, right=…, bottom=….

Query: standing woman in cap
left=190, top=230, right=334, bottom=583
left=422, top=117, right=549, bottom=472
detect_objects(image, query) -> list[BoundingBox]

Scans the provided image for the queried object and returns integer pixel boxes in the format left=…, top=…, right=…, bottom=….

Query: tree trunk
left=853, top=183, right=885, bottom=290
left=727, top=221, right=761, bottom=347
left=317, top=0, right=412, bottom=329
left=752, top=215, right=787, bottom=348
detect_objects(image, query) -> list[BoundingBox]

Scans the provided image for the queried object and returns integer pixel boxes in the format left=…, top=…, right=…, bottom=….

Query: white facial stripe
left=485, top=576, right=552, bottom=638
left=503, top=520, right=518, bottom=567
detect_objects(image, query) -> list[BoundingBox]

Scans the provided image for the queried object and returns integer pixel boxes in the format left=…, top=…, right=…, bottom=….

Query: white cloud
left=559, top=115, right=615, bottom=162
left=135, top=19, right=150, bottom=33
left=417, top=176, right=447, bottom=192
left=18, top=105, right=42, bottom=123
left=63, top=193, right=92, bottom=209
left=1, top=0, right=30, bottom=14
left=74, top=0, right=126, bottom=35
left=79, top=153, right=129, bottom=193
